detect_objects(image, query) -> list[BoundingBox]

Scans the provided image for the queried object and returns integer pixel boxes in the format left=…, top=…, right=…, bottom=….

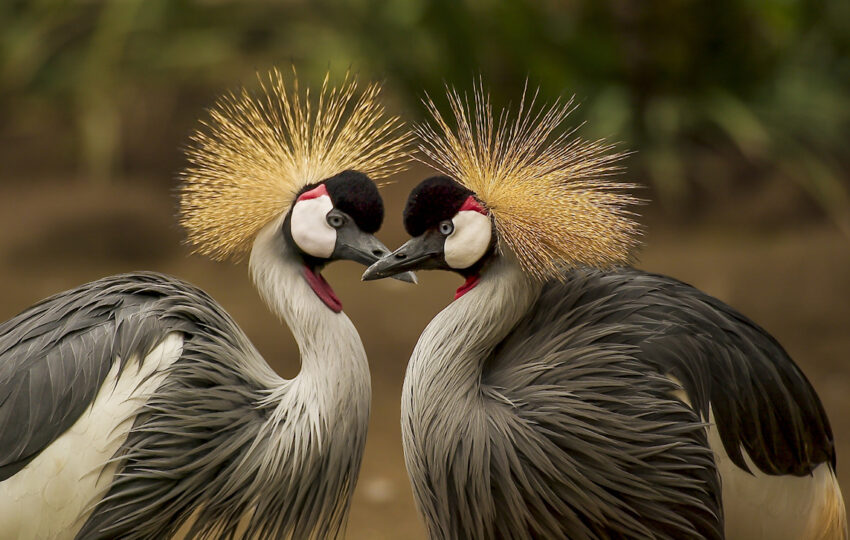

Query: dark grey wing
left=77, top=361, right=269, bottom=540
left=76, top=302, right=269, bottom=540
left=484, top=277, right=723, bottom=539
left=0, top=271, right=297, bottom=540
left=0, top=272, right=197, bottom=481
left=581, top=267, right=834, bottom=476
left=75, top=276, right=281, bottom=540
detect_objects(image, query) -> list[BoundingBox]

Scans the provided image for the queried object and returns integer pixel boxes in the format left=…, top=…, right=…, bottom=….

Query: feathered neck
left=400, top=255, right=540, bottom=537
left=249, top=216, right=369, bottom=389
left=245, top=216, right=371, bottom=537
left=404, top=255, right=540, bottom=407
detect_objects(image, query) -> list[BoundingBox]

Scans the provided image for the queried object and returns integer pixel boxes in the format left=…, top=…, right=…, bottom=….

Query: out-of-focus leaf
left=705, top=91, right=770, bottom=160
left=782, top=149, right=850, bottom=238
left=583, top=85, right=631, bottom=142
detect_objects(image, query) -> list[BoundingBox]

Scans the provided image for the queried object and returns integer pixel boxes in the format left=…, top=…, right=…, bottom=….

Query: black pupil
left=441, top=221, right=452, bottom=234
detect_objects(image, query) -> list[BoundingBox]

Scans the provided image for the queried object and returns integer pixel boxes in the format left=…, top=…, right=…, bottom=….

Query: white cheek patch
left=444, top=210, right=492, bottom=269
left=290, top=195, right=336, bottom=258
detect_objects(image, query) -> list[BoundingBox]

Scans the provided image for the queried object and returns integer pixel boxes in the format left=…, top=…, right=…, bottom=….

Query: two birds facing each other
left=0, top=69, right=844, bottom=540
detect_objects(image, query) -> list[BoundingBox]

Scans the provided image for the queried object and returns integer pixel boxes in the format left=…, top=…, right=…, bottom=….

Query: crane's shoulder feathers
left=490, top=267, right=834, bottom=478
left=0, top=272, right=255, bottom=482
left=1, top=270, right=362, bottom=538
left=481, top=278, right=723, bottom=538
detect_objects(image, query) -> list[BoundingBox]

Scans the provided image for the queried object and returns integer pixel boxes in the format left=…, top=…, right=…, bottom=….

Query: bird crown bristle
left=179, top=67, right=412, bottom=261
left=414, top=81, right=641, bottom=279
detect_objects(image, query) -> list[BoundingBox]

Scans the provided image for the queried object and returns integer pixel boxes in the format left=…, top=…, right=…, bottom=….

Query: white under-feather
left=709, top=410, right=846, bottom=540
left=0, top=332, right=183, bottom=540
left=669, top=377, right=847, bottom=540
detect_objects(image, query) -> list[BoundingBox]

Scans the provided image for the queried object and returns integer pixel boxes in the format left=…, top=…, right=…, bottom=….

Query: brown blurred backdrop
left=1, top=1, right=849, bottom=537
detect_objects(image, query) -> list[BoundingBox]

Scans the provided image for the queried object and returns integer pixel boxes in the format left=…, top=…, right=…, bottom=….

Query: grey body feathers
left=0, top=271, right=366, bottom=539
left=403, top=261, right=833, bottom=539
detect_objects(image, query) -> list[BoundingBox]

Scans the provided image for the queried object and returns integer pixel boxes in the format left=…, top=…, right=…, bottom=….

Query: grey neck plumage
left=403, top=255, right=539, bottom=405
left=249, top=216, right=370, bottom=400
left=400, top=255, right=541, bottom=537
left=246, top=216, right=371, bottom=536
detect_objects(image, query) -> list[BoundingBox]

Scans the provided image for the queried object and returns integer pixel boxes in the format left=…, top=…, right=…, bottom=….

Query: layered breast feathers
left=481, top=266, right=833, bottom=538
left=481, top=270, right=722, bottom=539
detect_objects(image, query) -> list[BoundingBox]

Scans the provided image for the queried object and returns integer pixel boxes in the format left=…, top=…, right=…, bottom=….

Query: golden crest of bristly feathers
left=415, top=83, right=641, bottom=280
left=179, top=68, right=411, bottom=261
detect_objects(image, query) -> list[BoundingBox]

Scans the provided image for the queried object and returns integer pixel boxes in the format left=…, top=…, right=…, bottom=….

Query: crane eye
left=327, top=213, right=345, bottom=229
left=439, top=221, right=454, bottom=236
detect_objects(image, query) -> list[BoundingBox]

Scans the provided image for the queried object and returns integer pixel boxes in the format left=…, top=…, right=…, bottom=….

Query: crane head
left=178, top=67, right=411, bottom=263
left=362, top=175, right=494, bottom=297
left=284, top=170, right=415, bottom=311
left=364, top=81, right=641, bottom=296
left=177, top=68, right=414, bottom=311
left=362, top=175, right=493, bottom=280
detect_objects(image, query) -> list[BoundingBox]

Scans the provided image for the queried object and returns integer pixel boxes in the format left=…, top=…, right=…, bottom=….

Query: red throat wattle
left=303, top=266, right=342, bottom=313
left=455, top=274, right=480, bottom=300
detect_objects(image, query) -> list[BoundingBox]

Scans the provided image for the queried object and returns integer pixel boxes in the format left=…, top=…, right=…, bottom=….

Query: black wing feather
left=474, top=266, right=832, bottom=538
left=565, top=267, right=834, bottom=476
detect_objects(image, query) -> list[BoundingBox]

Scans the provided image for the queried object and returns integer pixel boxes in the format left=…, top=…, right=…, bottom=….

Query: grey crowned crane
left=0, top=70, right=412, bottom=539
left=363, top=86, right=846, bottom=539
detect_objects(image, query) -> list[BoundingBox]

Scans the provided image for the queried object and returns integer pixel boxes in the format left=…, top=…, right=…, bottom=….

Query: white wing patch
left=290, top=195, right=336, bottom=259
left=667, top=375, right=847, bottom=540
left=444, top=210, right=491, bottom=269
left=710, top=409, right=847, bottom=540
left=0, top=332, right=184, bottom=539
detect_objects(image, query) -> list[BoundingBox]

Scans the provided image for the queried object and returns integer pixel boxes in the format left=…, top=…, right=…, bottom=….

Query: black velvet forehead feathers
left=301, top=170, right=384, bottom=233
left=403, top=176, right=476, bottom=237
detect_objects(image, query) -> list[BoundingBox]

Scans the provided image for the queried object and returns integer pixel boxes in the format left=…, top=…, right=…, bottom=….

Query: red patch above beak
left=297, top=183, right=330, bottom=201
left=459, top=196, right=487, bottom=215
left=455, top=274, right=480, bottom=300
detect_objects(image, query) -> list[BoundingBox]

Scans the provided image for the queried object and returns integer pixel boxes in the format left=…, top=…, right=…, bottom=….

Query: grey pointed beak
left=362, top=233, right=446, bottom=281
left=333, top=227, right=417, bottom=284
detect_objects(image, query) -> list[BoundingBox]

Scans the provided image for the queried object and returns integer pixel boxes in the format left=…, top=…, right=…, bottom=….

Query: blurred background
left=1, top=0, right=848, bottom=536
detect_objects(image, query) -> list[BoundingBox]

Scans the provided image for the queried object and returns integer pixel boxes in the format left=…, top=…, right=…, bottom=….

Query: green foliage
left=1, top=0, right=848, bottom=228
